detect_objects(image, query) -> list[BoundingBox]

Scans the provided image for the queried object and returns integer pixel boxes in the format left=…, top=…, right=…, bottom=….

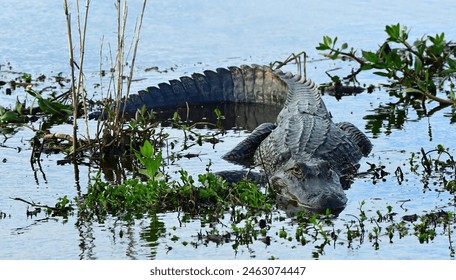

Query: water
left=1, top=0, right=456, bottom=259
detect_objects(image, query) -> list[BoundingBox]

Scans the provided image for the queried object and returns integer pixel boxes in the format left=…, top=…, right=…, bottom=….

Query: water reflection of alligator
left=107, top=65, right=372, bottom=214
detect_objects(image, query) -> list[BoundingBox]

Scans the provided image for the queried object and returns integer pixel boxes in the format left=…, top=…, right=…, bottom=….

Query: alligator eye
left=291, top=165, right=303, bottom=176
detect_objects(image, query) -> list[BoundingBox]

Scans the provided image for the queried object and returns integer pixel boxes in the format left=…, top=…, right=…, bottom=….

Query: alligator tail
left=90, top=65, right=289, bottom=119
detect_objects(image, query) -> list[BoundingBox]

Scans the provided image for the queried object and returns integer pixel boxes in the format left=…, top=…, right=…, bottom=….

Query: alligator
left=219, top=71, right=372, bottom=215
left=96, top=64, right=372, bottom=215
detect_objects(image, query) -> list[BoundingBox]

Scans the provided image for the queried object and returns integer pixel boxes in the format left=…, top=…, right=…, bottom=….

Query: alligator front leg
left=214, top=170, right=267, bottom=185
left=222, top=122, right=276, bottom=167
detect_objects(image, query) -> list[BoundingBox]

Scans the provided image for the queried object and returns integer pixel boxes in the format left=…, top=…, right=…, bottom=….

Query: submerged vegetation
left=1, top=0, right=455, bottom=259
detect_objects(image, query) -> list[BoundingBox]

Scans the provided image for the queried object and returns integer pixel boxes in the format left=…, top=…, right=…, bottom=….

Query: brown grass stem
left=63, top=0, right=78, bottom=162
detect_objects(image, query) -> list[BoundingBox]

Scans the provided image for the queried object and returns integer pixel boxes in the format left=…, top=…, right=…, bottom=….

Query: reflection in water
left=125, top=223, right=138, bottom=260
left=77, top=218, right=96, bottom=260
left=156, top=102, right=283, bottom=131
left=139, top=213, right=166, bottom=260
left=364, top=103, right=408, bottom=137
left=276, top=194, right=346, bottom=217
left=99, top=155, right=134, bottom=184
left=361, top=90, right=456, bottom=138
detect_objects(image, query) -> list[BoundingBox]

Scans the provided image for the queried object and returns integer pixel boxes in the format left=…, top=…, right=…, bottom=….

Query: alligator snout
left=314, top=192, right=347, bottom=214
left=270, top=159, right=348, bottom=215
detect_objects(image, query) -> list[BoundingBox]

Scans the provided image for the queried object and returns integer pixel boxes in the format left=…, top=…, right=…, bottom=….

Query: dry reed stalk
left=109, top=0, right=148, bottom=142
left=64, top=0, right=148, bottom=157
left=75, top=0, right=91, bottom=145
left=63, top=0, right=78, bottom=162
left=112, top=0, right=128, bottom=138
left=63, top=0, right=92, bottom=162
left=123, top=0, right=147, bottom=114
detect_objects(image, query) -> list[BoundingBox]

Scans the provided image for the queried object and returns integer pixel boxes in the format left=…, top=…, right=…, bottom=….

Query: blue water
left=1, top=0, right=456, bottom=259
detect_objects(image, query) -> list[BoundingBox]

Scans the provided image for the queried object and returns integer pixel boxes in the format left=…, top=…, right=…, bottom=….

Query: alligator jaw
left=277, top=187, right=347, bottom=215
left=276, top=193, right=347, bottom=216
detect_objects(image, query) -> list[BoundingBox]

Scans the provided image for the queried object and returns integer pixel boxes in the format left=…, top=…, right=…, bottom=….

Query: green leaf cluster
left=134, top=140, right=163, bottom=180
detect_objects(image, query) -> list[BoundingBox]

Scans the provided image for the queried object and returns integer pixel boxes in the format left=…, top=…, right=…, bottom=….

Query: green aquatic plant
left=408, top=145, right=456, bottom=194
left=412, top=211, right=453, bottom=244
left=49, top=195, right=74, bottom=218
left=134, top=139, right=162, bottom=180
left=78, top=144, right=272, bottom=221
left=0, top=104, right=27, bottom=124
left=25, top=88, right=73, bottom=120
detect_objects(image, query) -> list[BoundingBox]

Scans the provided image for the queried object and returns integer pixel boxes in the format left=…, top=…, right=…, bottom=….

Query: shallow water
left=1, top=0, right=456, bottom=259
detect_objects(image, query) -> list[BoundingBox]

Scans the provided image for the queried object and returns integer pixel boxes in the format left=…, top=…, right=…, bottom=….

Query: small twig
left=10, top=197, right=58, bottom=211
left=270, top=51, right=307, bottom=79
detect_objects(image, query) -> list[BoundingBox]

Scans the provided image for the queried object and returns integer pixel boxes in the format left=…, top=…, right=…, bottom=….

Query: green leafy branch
left=317, top=23, right=456, bottom=105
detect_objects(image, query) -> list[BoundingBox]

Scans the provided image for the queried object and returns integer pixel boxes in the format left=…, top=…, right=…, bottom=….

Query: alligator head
left=269, top=157, right=348, bottom=215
